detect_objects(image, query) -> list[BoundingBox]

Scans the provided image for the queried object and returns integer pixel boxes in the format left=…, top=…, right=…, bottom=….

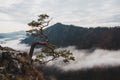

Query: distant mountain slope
left=0, top=31, right=26, bottom=45
left=21, top=23, right=120, bottom=50
left=0, top=31, right=26, bottom=40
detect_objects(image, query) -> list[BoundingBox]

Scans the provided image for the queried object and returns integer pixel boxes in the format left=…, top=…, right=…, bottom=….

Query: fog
left=47, top=47, right=120, bottom=71
left=0, top=38, right=30, bottom=51
left=1, top=38, right=120, bottom=71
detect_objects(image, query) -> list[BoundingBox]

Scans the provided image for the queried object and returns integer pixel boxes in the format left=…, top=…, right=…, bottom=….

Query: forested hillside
left=22, top=23, right=120, bottom=50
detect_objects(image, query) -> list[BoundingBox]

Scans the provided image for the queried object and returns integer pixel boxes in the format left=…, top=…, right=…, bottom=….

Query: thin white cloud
left=0, top=0, right=120, bottom=32
left=0, top=0, right=23, bottom=8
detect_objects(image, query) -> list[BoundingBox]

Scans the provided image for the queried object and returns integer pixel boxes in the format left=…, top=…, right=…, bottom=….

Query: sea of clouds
left=47, top=47, right=120, bottom=71
left=1, top=38, right=120, bottom=71
left=0, top=38, right=29, bottom=51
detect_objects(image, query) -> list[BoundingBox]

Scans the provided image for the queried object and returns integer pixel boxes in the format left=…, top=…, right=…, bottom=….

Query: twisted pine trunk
left=29, top=41, right=47, bottom=58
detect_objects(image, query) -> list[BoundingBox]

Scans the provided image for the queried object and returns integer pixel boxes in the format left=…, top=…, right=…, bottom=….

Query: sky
left=0, top=0, right=120, bottom=33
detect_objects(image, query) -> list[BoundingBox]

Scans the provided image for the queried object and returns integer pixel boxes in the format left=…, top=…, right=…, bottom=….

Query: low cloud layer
left=47, top=47, right=120, bottom=71
left=1, top=38, right=120, bottom=71
left=0, top=38, right=30, bottom=51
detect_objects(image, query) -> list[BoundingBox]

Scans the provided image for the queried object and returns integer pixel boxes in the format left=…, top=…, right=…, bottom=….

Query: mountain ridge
left=0, top=23, right=120, bottom=50
left=21, top=23, right=120, bottom=50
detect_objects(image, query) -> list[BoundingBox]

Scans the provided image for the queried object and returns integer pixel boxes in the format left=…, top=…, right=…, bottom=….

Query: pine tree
left=27, top=14, right=75, bottom=64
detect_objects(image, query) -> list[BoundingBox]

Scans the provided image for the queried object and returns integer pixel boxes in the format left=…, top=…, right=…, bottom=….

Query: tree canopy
left=27, top=14, right=75, bottom=64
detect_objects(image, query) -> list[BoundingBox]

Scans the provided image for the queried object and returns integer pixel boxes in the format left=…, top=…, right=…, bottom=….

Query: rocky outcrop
left=0, top=45, right=44, bottom=80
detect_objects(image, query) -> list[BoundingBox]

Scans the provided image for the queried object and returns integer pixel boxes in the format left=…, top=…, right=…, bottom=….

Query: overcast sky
left=0, top=0, right=120, bottom=33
